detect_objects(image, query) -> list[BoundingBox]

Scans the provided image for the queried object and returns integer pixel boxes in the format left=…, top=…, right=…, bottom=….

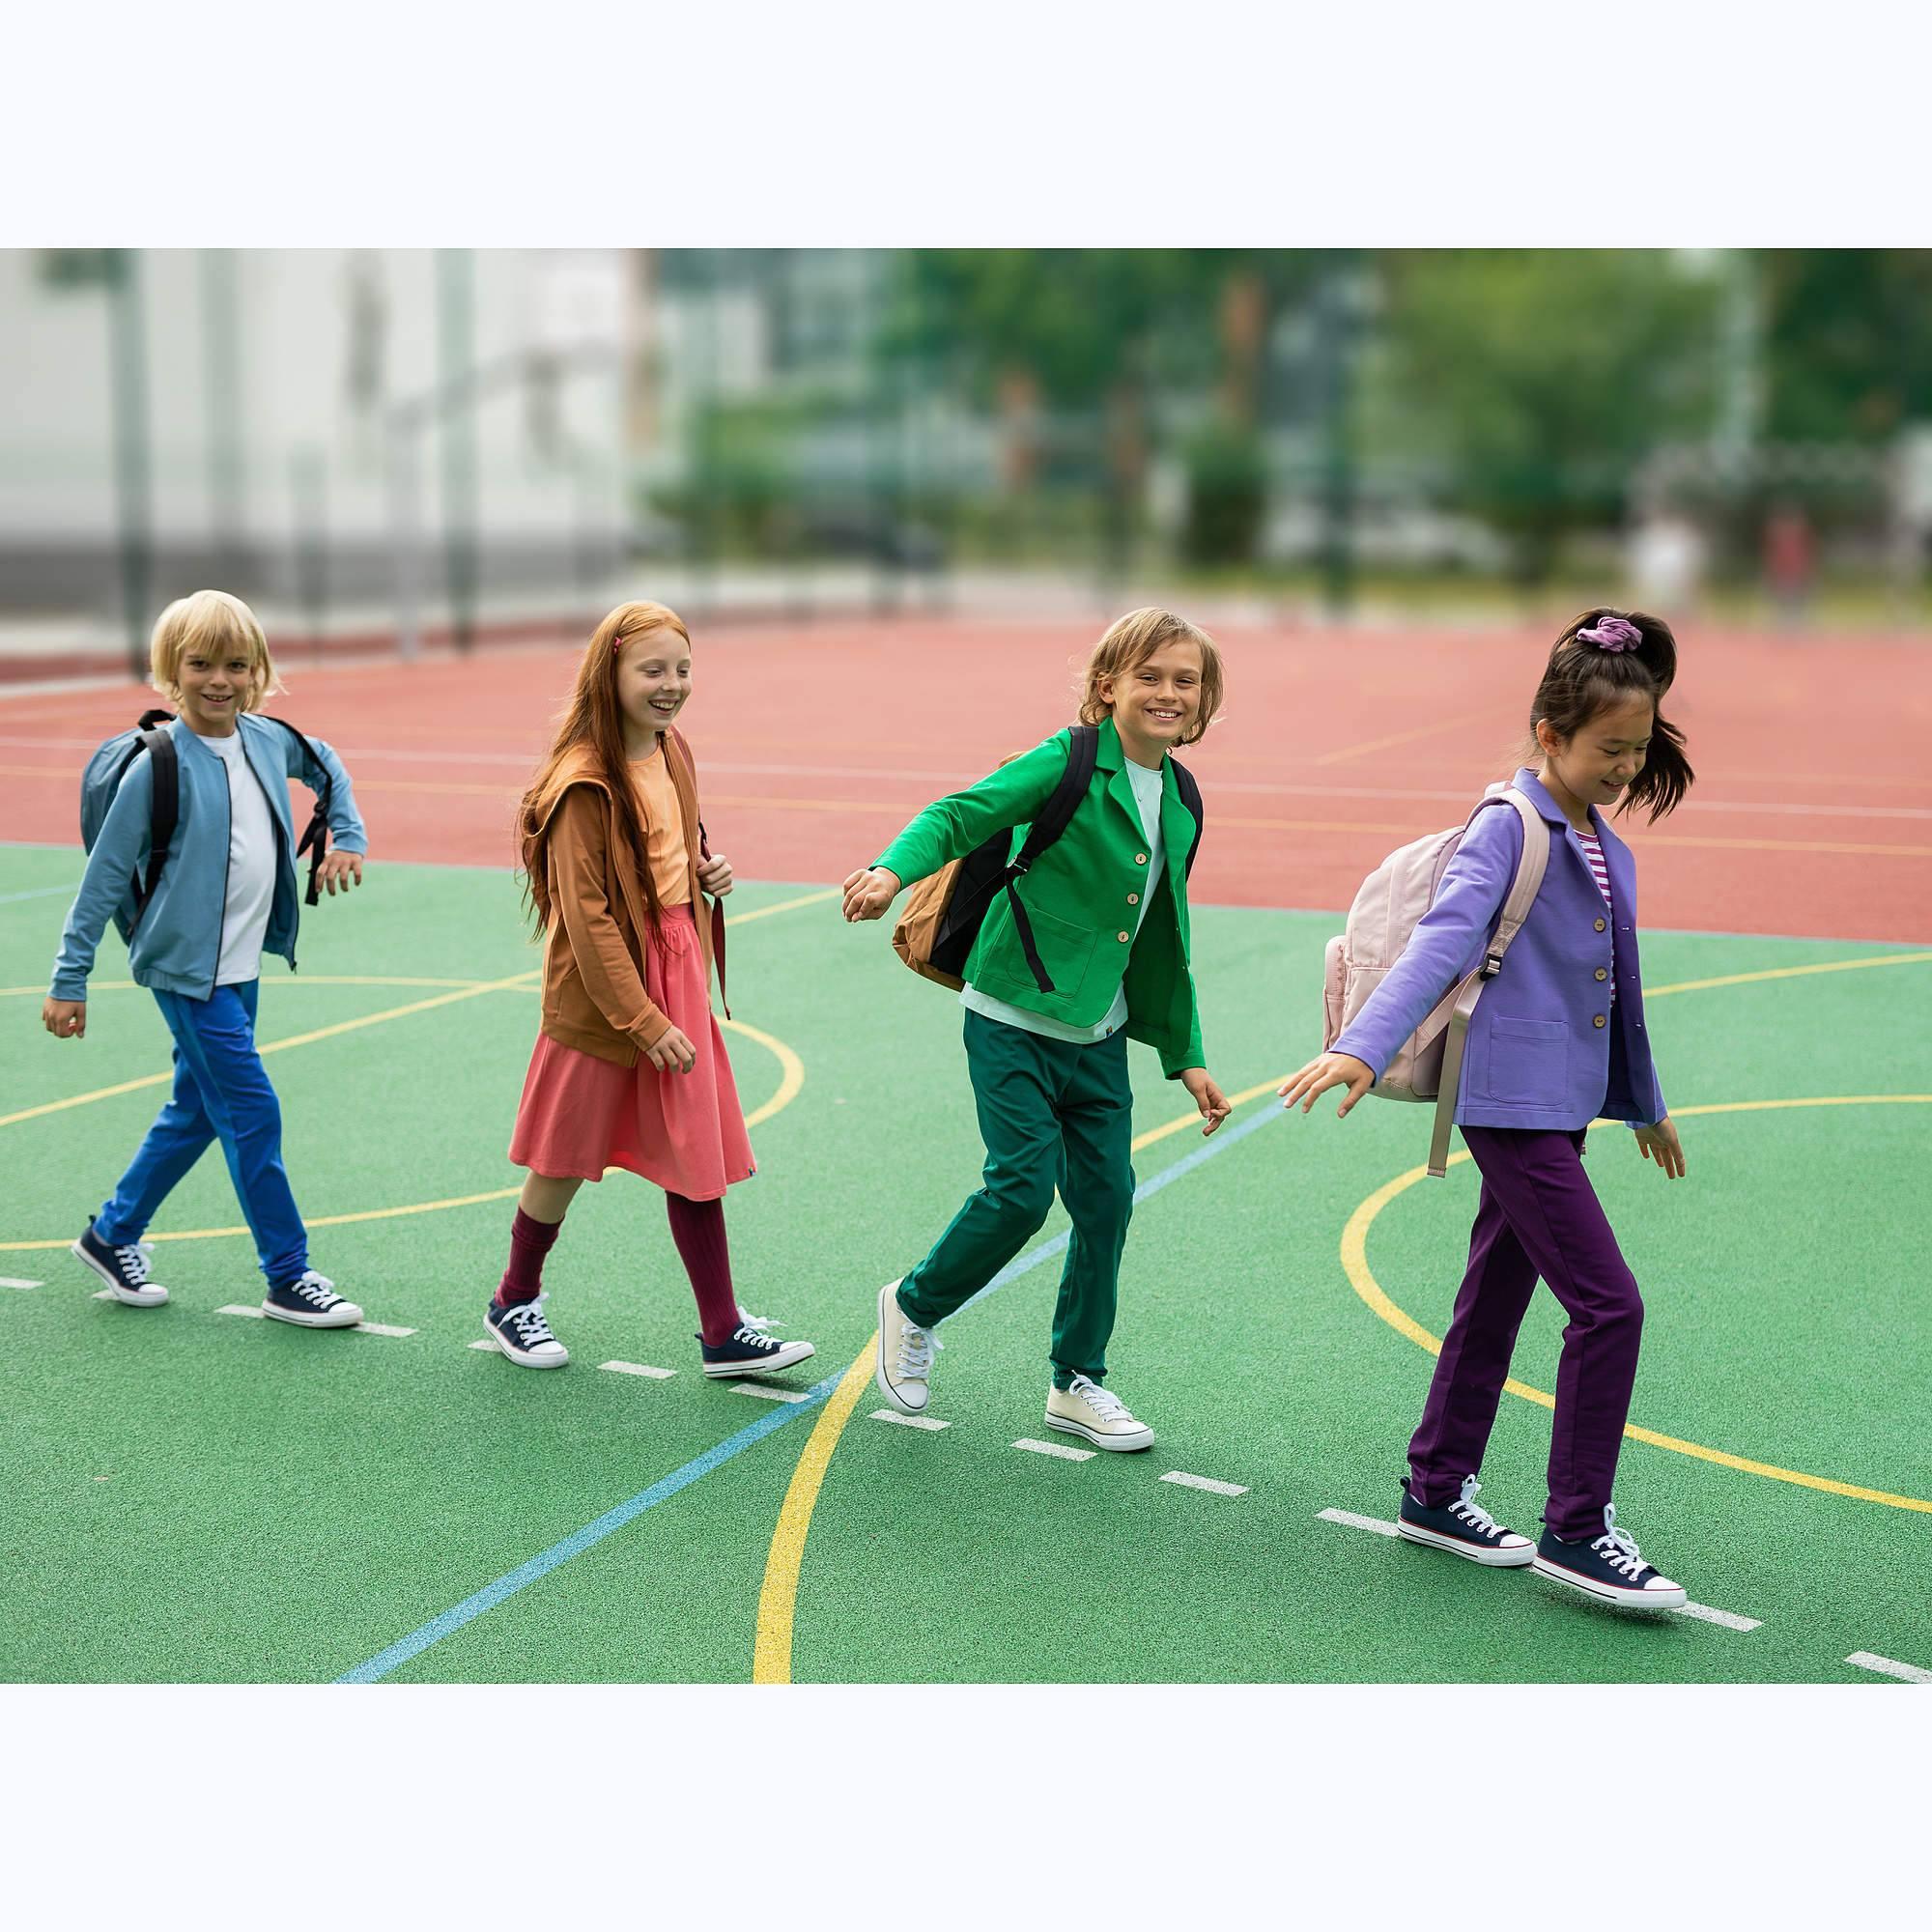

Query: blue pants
left=95, top=980, right=308, bottom=1288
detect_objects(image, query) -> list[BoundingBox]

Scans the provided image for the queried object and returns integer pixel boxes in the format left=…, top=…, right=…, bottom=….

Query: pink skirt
left=509, top=903, right=754, bottom=1199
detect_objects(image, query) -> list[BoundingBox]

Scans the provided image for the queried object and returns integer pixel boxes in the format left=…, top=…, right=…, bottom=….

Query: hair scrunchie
left=1576, top=616, right=1642, bottom=652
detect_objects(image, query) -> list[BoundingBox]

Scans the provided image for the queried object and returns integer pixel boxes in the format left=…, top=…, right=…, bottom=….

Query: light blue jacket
left=1331, top=768, right=1666, bottom=1131
left=50, top=714, right=367, bottom=1003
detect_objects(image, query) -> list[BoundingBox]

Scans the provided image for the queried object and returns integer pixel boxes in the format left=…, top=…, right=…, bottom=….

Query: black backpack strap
left=265, top=717, right=332, bottom=906
left=1002, top=724, right=1099, bottom=995
left=1169, top=754, right=1205, bottom=881
left=136, top=723, right=179, bottom=916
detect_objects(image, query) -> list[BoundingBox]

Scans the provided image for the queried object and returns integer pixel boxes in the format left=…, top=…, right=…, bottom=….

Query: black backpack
left=897, top=724, right=1204, bottom=995
left=80, top=709, right=334, bottom=940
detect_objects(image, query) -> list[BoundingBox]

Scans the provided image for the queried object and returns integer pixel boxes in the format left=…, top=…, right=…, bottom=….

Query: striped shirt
left=1577, top=829, right=1615, bottom=1004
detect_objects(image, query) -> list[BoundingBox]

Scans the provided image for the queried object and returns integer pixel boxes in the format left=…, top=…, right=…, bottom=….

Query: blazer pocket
left=980, top=900, right=1099, bottom=1001
left=1477, top=1016, right=1568, bottom=1105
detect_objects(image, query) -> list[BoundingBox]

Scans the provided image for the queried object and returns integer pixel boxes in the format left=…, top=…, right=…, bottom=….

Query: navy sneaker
left=262, top=1269, right=363, bottom=1328
left=485, top=1293, right=569, bottom=1368
left=71, top=1221, right=169, bottom=1307
left=1532, top=1505, right=1688, bottom=1610
left=698, top=1316, right=815, bottom=1379
left=1396, top=1474, right=1534, bottom=1567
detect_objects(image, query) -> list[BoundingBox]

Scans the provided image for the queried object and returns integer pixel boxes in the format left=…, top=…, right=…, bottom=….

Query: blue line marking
left=337, top=1098, right=1281, bottom=1683
left=0, top=881, right=80, bottom=906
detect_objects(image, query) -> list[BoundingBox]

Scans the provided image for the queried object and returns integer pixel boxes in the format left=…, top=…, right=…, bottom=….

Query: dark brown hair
left=518, top=600, right=691, bottom=936
left=1528, top=607, right=1694, bottom=821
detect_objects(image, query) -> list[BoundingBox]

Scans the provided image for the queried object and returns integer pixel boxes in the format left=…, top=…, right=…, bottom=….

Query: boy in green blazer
left=842, top=609, right=1231, bottom=1449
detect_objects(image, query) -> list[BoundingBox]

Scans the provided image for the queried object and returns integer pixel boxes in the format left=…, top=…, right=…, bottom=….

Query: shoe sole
left=71, top=1238, right=168, bottom=1307
left=701, top=1340, right=815, bottom=1378
left=873, top=1280, right=927, bottom=1414
left=1044, top=1413, right=1153, bottom=1453
left=484, top=1324, right=570, bottom=1368
left=261, top=1302, right=364, bottom=1328
left=1531, top=1552, right=1688, bottom=1610
left=1396, top=1520, right=1535, bottom=1568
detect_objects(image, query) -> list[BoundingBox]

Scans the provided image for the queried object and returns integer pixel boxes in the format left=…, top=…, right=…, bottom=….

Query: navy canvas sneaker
left=71, top=1221, right=169, bottom=1307
left=1533, top=1504, right=1688, bottom=1610
left=485, top=1293, right=569, bottom=1368
left=699, top=1316, right=815, bottom=1378
left=1396, top=1474, right=1535, bottom=1567
left=262, top=1270, right=364, bottom=1328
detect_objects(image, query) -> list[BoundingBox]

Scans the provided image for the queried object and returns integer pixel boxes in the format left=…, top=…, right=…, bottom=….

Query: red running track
left=4, top=616, right=1929, bottom=943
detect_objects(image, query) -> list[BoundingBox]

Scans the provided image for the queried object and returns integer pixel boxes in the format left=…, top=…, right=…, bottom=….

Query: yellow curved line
left=1341, top=1096, right=1932, bottom=1514
left=0, top=1018, right=806, bottom=1252
left=753, top=1342, right=878, bottom=1683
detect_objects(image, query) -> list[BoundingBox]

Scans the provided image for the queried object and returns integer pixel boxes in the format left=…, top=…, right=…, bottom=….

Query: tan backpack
left=1321, top=785, right=1548, bottom=1177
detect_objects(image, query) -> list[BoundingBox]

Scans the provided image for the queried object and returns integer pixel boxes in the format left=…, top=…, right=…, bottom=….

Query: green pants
left=897, top=1009, right=1135, bottom=1387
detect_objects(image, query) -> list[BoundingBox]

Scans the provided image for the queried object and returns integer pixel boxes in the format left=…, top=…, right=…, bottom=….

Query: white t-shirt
left=961, top=754, right=1167, bottom=1045
left=198, top=730, right=277, bottom=986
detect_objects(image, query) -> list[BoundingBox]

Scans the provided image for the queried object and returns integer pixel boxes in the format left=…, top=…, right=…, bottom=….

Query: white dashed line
left=468, top=1339, right=496, bottom=1350
left=1013, top=1437, right=1094, bottom=1463
left=869, top=1409, right=949, bottom=1431
left=215, top=1304, right=411, bottom=1336
left=1161, top=1470, right=1248, bottom=1497
left=1319, top=1506, right=1399, bottom=1538
left=356, top=1322, right=416, bottom=1339
left=0, top=1276, right=43, bottom=1290
left=92, top=1290, right=117, bottom=1300
left=1847, top=1651, right=1932, bottom=1685
left=730, top=1382, right=811, bottom=1403
left=1320, top=1507, right=1761, bottom=1630
left=601, top=1361, right=676, bottom=1379
left=1676, top=1602, right=1762, bottom=1633
left=215, top=1304, right=266, bottom=1319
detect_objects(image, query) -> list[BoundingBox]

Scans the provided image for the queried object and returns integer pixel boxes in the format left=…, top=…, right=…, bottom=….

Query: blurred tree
left=1759, top=250, right=1932, bottom=442
left=1378, top=250, right=1721, bottom=582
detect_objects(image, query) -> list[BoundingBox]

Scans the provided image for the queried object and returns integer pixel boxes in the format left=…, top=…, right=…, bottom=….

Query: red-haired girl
left=486, top=601, right=815, bottom=1380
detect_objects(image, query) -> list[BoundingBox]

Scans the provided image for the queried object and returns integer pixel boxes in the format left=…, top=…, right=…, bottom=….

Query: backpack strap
left=668, top=725, right=729, bottom=1018
left=135, top=721, right=179, bottom=919
left=1001, top=723, right=1099, bottom=995
left=1426, top=787, right=1550, bottom=1179
left=1169, top=754, right=1205, bottom=881
left=263, top=717, right=333, bottom=907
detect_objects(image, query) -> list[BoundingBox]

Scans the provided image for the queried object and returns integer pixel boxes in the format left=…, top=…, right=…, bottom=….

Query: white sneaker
left=1044, top=1373, right=1153, bottom=1452
left=874, top=1278, right=939, bottom=1414
left=262, top=1270, right=364, bottom=1328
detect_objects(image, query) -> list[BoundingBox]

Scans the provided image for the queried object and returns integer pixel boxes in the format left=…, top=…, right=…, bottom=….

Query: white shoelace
left=737, top=1311, right=783, bottom=1332
left=1067, top=1374, right=1128, bottom=1421
left=291, top=1270, right=339, bottom=1308
left=895, top=1320, right=940, bottom=1379
left=1591, top=1505, right=1652, bottom=1580
left=114, top=1241, right=154, bottom=1286
left=1449, top=1474, right=1503, bottom=1538
left=506, top=1296, right=557, bottom=1345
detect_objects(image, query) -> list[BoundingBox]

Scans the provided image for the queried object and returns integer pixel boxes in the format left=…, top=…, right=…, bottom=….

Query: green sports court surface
left=5, top=841, right=1927, bottom=1684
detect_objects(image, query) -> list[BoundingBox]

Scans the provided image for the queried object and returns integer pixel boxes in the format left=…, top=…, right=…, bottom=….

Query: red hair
left=518, top=600, right=692, bottom=935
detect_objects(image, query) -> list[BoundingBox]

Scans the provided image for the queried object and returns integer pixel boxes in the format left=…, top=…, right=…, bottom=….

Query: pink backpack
left=1321, top=785, right=1548, bottom=1177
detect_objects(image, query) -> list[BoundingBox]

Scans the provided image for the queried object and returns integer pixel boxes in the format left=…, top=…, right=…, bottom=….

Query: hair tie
left=1576, top=616, right=1641, bottom=653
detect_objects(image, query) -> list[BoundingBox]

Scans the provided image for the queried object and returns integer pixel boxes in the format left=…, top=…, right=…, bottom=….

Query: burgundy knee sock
left=497, top=1207, right=563, bottom=1306
left=665, top=1192, right=739, bottom=1345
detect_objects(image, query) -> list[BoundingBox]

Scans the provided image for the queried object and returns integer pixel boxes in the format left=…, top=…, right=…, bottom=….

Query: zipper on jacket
left=206, top=745, right=234, bottom=999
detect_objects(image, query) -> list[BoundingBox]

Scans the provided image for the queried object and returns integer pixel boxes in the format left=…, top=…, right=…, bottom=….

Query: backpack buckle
left=1480, top=950, right=1504, bottom=979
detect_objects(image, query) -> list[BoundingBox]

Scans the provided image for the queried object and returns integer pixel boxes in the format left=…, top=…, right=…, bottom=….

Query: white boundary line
left=1847, top=1651, right=1932, bottom=1684
left=1013, top=1437, right=1094, bottom=1463
left=357, top=1321, right=417, bottom=1339
left=1161, top=1470, right=1248, bottom=1497
left=730, top=1382, right=811, bottom=1404
left=0, top=1275, right=43, bottom=1289
left=1319, top=1506, right=1398, bottom=1538
left=215, top=1305, right=267, bottom=1319
left=601, top=1360, right=676, bottom=1379
left=869, top=1408, right=949, bottom=1431
left=467, top=1339, right=496, bottom=1351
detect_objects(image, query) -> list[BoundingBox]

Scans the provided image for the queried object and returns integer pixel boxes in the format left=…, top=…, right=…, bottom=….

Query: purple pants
left=1406, top=1126, right=1643, bottom=1542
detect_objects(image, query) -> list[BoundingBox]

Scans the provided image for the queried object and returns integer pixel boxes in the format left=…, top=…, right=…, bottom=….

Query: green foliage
left=1378, top=250, right=1722, bottom=581
left=1760, top=249, right=1932, bottom=443
left=1181, top=417, right=1268, bottom=566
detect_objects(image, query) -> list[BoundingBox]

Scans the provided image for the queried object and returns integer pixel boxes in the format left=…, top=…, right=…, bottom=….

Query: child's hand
left=1634, top=1118, right=1686, bottom=1179
left=317, top=851, right=364, bottom=896
left=644, top=1024, right=698, bottom=1074
left=841, top=867, right=901, bottom=923
left=1278, top=1052, right=1375, bottom=1117
left=697, top=852, right=735, bottom=896
left=1179, top=1067, right=1232, bottom=1136
left=43, top=998, right=86, bottom=1040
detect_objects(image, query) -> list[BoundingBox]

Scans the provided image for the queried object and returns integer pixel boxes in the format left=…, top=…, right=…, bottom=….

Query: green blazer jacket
left=874, top=717, right=1205, bottom=1077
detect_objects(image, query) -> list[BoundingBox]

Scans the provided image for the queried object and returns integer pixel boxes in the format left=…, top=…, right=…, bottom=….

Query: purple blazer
left=1331, top=768, right=1666, bottom=1131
